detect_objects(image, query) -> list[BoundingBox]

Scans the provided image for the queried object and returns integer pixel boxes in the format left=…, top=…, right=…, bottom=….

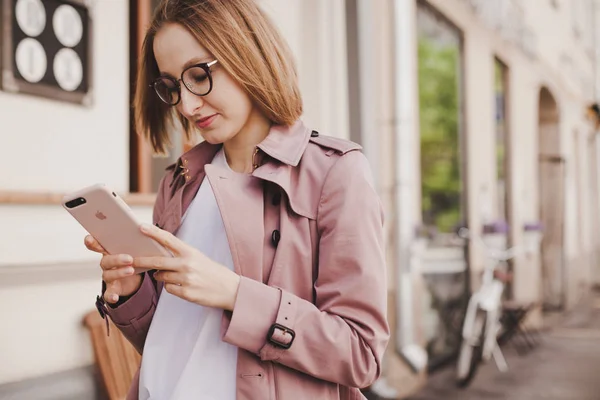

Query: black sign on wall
left=0, top=0, right=93, bottom=105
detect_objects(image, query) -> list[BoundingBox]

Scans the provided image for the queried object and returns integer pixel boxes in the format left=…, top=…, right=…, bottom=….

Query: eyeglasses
left=150, top=60, right=219, bottom=106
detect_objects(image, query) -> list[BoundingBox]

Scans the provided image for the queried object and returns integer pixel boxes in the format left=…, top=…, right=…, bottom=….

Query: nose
left=178, top=86, right=205, bottom=119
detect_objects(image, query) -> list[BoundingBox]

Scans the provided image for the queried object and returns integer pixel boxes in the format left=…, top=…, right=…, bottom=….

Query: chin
left=199, top=129, right=235, bottom=145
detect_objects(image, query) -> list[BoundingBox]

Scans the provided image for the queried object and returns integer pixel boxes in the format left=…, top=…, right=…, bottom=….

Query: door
left=538, top=87, right=565, bottom=310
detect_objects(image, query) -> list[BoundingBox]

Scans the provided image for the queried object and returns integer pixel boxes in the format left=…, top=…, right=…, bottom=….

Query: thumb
left=104, top=281, right=121, bottom=304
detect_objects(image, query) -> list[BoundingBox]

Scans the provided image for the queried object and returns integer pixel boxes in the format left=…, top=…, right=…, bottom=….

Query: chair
left=83, top=310, right=141, bottom=400
left=498, top=301, right=540, bottom=354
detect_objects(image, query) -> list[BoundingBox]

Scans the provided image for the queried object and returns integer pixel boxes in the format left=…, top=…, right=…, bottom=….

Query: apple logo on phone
left=95, top=211, right=107, bottom=220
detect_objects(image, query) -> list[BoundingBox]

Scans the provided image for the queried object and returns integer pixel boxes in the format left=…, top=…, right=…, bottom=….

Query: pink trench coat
left=95, top=120, right=390, bottom=399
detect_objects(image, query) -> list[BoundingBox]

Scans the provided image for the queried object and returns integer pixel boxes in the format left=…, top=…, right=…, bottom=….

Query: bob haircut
left=134, top=0, right=303, bottom=154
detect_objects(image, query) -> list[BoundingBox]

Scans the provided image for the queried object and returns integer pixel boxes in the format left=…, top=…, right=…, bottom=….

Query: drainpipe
left=392, top=0, right=429, bottom=373
left=345, top=1, right=408, bottom=397
left=593, top=0, right=598, bottom=102
left=345, top=0, right=379, bottom=190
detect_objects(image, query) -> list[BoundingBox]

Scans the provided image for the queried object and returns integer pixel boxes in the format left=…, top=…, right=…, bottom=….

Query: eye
left=184, top=66, right=209, bottom=84
left=190, top=72, right=208, bottom=83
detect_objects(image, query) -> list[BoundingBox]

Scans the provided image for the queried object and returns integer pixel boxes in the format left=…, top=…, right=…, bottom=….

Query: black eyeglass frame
left=150, top=59, right=219, bottom=106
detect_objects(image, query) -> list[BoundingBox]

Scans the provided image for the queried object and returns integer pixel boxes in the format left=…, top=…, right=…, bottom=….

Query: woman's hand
left=133, top=223, right=241, bottom=311
left=84, top=236, right=143, bottom=304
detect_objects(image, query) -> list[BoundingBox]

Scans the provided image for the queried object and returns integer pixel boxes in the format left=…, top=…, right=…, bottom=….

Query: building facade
left=374, top=0, right=600, bottom=396
left=0, top=0, right=598, bottom=398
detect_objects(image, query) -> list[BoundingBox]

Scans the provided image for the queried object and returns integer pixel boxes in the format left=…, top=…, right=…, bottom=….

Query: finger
left=133, top=256, right=181, bottom=271
left=102, top=266, right=135, bottom=283
left=104, top=281, right=121, bottom=304
left=154, top=271, right=185, bottom=285
left=85, top=235, right=107, bottom=254
left=140, top=224, right=188, bottom=256
left=164, top=282, right=187, bottom=299
left=100, top=254, right=133, bottom=271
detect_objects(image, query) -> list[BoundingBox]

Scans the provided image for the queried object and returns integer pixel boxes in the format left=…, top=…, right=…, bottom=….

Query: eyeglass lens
left=153, top=65, right=212, bottom=105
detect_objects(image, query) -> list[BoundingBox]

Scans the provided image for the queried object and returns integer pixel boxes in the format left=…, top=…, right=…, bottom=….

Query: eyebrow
left=159, top=56, right=214, bottom=78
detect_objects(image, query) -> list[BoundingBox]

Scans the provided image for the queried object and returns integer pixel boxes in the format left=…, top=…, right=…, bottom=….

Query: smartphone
left=62, top=183, right=171, bottom=273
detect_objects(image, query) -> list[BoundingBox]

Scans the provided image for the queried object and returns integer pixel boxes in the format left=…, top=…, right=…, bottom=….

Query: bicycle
left=455, top=227, right=525, bottom=388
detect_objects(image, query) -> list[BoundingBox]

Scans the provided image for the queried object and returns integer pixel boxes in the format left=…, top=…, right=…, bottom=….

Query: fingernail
left=121, top=255, right=133, bottom=263
left=125, top=267, right=134, bottom=275
left=140, top=224, right=150, bottom=232
left=111, top=294, right=119, bottom=302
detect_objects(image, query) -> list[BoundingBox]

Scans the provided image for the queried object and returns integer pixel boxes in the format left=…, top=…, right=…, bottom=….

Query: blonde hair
left=134, top=0, right=303, bottom=154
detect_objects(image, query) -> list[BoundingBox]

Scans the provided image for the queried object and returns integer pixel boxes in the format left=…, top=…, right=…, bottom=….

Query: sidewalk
left=407, top=292, right=600, bottom=400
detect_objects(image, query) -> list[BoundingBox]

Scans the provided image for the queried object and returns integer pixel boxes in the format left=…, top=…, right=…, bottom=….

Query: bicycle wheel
left=456, top=310, right=486, bottom=388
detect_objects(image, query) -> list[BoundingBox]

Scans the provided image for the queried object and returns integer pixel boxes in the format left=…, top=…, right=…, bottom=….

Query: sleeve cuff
left=106, top=272, right=157, bottom=326
left=222, top=276, right=280, bottom=353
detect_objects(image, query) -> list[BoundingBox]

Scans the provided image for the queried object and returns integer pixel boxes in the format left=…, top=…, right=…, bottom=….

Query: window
left=417, top=6, right=464, bottom=236
left=416, top=3, right=467, bottom=368
left=494, top=59, right=510, bottom=224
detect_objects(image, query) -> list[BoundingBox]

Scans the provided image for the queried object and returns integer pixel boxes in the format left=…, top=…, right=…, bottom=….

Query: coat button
left=271, top=230, right=281, bottom=247
left=272, top=192, right=281, bottom=206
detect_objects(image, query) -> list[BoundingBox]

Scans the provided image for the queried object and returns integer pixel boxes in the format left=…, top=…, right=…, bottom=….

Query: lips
left=195, top=114, right=218, bottom=129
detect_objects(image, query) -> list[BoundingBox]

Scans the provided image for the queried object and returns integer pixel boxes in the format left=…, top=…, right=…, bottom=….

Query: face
left=153, top=23, right=258, bottom=145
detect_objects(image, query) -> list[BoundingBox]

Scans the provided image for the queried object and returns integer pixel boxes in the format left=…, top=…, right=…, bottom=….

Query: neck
left=223, top=111, right=271, bottom=174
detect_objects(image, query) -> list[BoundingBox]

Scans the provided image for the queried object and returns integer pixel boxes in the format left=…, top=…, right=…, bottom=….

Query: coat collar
left=174, top=120, right=312, bottom=178
left=256, top=120, right=312, bottom=167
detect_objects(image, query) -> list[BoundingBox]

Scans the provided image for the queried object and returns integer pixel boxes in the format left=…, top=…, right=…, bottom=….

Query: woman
left=86, top=0, right=389, bottom=399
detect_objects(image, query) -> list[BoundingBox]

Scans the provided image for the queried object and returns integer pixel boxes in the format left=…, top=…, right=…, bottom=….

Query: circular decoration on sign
left=53, top=5, right=83, bottom=47
left=53, top=48, right=83, bottom=91
left=15, top=38, right=47, bottom=83
left=15, top=0, right=46, bottom=37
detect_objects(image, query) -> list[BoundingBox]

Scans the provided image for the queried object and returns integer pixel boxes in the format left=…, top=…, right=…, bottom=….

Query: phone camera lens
left=66, top=197, right=87, bottom=209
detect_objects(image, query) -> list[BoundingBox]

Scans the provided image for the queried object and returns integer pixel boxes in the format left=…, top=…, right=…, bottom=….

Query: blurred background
left=1, top=0, right=600, bottom=399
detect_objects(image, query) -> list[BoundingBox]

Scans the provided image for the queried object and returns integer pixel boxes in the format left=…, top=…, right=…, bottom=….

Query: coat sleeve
left=222, top=150, right=390, bottom=388
left=104, top=272, right=158, bottom=354
left=102, top=174, right=169, bottom=353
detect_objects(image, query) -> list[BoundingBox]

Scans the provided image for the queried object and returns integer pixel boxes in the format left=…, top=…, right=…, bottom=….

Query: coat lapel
left=155, top=120, right=313, bottom=282
left=204, top=165, right=265, bottom=282
left=253, top=162, right=317, bottom=220
left=157, top=185, right=184, bottom=234
left=252, top=120, right=316, bottom=219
